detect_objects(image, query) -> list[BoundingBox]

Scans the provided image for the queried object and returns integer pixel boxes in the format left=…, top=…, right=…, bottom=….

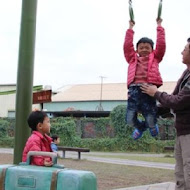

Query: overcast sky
left=0, top=0, right=190, bottom=90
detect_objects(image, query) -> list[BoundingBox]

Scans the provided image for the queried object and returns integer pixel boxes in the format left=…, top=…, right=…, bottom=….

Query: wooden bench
left=58, top=146, right=90, bottom=159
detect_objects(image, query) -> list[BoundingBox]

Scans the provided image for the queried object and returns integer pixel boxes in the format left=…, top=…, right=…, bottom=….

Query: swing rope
left=129, top=0, right=135, bottom=23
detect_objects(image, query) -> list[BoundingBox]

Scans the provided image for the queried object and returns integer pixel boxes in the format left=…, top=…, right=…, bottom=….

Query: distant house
left=0, top=84, right=42, bottom=118
left=43, top=82, right=177, bottom=112
left=0, top=82, right=177, bottom=117
left=0, top=84, right=16, bottom=117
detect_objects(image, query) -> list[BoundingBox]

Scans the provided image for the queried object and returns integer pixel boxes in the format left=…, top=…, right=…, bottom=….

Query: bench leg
left=78, top=152, right=81, bottom=159
left=62, top=151, right=65, bottom=158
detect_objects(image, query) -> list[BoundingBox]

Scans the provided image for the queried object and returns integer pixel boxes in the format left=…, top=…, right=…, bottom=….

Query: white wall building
left=0, top=84, right=16, bottom=117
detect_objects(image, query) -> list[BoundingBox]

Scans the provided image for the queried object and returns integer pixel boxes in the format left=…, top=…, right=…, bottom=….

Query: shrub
left=80, top=117, right=114, bottom=138
left=110, top=105, right=132, bottom=137
left=0, top=115, right=175, bottom=153
left=51, top=117, right=77, bottom=146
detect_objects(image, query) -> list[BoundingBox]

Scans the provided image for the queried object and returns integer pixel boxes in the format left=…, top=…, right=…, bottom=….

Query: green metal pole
left=14, top=0, right=38, bottom=164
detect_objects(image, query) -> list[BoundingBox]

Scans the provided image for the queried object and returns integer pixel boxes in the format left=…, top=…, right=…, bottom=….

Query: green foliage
left=77, top=138, right=119, bottom=151
left=50, top=117, right=77, bottom=145
left=110, top=105, right=131, bottom=137
left=0, top=115, right=176, bottom=153
left=0, top=119, right=14, bottom=137
left=93, top=118, right=110, bottom=137
left=80, top=117, right=113, bottom=138
left=158, top=118, right=175, bottom=140
left=0, top=137, right=14, bottom=147
left=0, top=120, right=8, bottom=137
left=109, top=105, right=175, bottom=152
left=63, top=137, right=174, bottom=153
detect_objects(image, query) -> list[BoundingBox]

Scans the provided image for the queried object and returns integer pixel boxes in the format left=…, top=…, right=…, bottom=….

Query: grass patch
left=58, top=158, right=174, bottom=190
left=86, top=154, right=175, bottom=164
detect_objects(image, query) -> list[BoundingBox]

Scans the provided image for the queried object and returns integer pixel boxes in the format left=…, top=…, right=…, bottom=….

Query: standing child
left=51, top=135, right=60, bottom=156
left=123, top=19, right=166, bottom=140
left=22, top=111, right=53, bottom=166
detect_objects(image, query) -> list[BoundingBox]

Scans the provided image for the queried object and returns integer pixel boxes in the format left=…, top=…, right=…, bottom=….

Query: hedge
left=0, top=105, right=175, bottom=152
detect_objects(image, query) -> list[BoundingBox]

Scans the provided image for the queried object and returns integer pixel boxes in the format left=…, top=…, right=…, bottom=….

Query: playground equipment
left=0, top=151, right=97, bottom=190
left=157, top=0, right=163, bottom=20
left=128, top=0, right=134, bottom=23
left=14, top=0, right=38, bottom=164
left=128, top=0, right=163, bottom=22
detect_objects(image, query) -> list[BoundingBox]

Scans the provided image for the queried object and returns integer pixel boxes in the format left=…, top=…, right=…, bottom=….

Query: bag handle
left=23, top=151, right=64, bottom=168
left=26, top=151, right=57, bottom=165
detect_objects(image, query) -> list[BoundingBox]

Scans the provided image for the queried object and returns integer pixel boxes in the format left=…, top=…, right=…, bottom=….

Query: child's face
left=55, top=138, right=60, bottom=145
left=39, top=116, right=51, bottom=135
left=137, top=43, right=153, bottom=57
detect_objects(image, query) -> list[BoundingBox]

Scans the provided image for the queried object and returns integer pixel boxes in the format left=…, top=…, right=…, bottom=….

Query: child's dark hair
left=27, top=111, right=48, bottom=131
left=51, top=135, right=59, bottom=141
left=136, top=37, right=154, bottom=49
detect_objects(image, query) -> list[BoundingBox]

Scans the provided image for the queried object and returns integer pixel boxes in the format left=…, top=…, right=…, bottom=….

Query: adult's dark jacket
left=154, top=69, right=190, bottom=136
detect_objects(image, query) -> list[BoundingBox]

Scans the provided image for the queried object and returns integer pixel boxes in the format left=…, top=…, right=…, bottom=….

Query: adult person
left=141, top=38, right=190, bottom=190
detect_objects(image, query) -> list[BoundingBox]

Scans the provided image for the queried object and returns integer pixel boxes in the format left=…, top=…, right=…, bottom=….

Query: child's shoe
left=149, top=125, right=159, bottom=137
left=132, top=128, right=143, bottom=140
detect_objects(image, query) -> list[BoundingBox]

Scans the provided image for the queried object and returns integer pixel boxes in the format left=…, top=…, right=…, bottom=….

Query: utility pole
left=96, top=76, right=106, bottom=111
left=14, top=0, right=38, bottom=164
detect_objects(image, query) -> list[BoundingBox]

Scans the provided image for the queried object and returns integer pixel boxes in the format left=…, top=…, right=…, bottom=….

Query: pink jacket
left=22, top=131, right=52, bottom=166
left=123, top=26, right=166, bottom=88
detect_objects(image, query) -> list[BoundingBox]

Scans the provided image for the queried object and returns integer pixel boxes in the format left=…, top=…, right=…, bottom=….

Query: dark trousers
left=126, top=86, right=157, bottom=131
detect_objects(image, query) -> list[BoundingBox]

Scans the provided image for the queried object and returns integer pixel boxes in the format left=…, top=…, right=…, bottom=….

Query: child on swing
left=123, top=18, right=166, bottom=140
